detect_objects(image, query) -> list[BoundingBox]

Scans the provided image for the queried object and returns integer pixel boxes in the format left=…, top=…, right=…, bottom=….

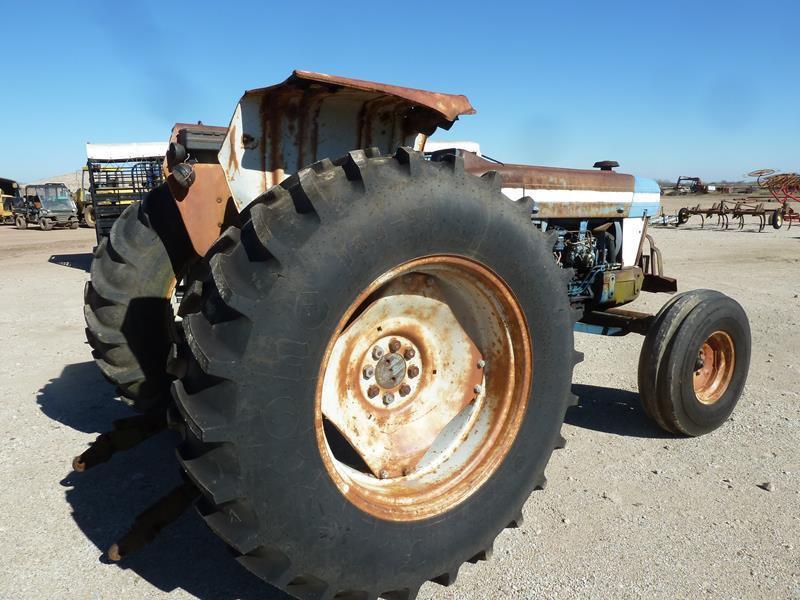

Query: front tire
left=174, top=149, right=580, bottom=599
left=639, top=290, right=750, bottom=435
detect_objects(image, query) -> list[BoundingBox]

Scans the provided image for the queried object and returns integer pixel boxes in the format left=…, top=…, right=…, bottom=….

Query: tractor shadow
left=48, top=252, right=93, bottom=272
left=37, top=361, right=286, bottom=600
left=565, top=384, right=671, bottom=438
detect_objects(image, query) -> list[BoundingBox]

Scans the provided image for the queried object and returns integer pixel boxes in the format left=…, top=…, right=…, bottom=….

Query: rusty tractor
left=78, top=71, right=751, bottom=599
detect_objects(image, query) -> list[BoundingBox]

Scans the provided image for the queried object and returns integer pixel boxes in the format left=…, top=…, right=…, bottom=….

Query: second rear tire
left=84, top=186, right=197, bottom=411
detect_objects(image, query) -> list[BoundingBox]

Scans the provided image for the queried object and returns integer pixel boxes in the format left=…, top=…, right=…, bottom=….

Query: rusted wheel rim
left=693, top=330, right=735, bottom=405
left=315, top=255, right=532, bottom=521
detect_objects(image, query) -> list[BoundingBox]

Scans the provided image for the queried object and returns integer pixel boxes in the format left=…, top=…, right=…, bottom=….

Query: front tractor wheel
left=174, top=149, right=579, bottom=599
left=638, top=290, right=751, bottom=436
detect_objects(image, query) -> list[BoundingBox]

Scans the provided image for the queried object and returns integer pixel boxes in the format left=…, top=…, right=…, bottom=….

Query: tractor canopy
left=218, top=70, right=476, bottom=210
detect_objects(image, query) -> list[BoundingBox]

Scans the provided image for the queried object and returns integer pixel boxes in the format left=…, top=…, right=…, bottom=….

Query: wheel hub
left=320, top=275, right=484, bottom=479
left=693, top=330, right=735, bottom=405
left=374, top=349, right=407, bottom=389
left=315, top=256, right=532, bottom=521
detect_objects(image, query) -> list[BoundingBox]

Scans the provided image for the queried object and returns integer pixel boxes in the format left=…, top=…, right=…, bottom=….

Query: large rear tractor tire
left=173, top=149, right=581, bottom=599
left=84, top=185, right=197, bottom=411
left=638, top=290, right=750, bottom=435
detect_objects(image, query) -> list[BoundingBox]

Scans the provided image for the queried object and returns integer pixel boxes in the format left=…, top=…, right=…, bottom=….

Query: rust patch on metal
left=693, top=330, right=735, bottom=405
left=164, top=123, right=233, bottom=256
left=287, top=70, right=475, bottom=121
left=227, top=122, right=239, bottom=173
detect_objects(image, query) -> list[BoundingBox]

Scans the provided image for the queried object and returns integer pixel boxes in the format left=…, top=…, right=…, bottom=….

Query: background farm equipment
left=673, top=168, right=798, bottom=231
left=749, top=168, right=799, bottom=227
left=85, top=142, right=167, bottom=241
left=673, top=176, right=709, bottom=195
left=0, top=177, right=22, bottom=225
left=76, top=71, right=751, bottom=600
left=676, top=199, right=782, bottom=231
left=14, top=183, right=79, bottom=230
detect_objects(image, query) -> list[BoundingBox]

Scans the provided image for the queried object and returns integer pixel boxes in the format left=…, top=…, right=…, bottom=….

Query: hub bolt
left=477, top=359, right=486, bottom=369
left=474, top=384, right=484, bottom=395
left=367, top=385, right=379, bottom=398
left=404, top=347, right=416, bottom=360
left=379, top=469, right=389, bottom=480
left=363, top=366, right=375, bottom=379
left=399, top=384, right=411, bottom=397
left=382, top=393, right=395, bottom=406
left=389, top=339, right=401, bottom=352
left=407, top=365, right=420, bottom=378
left=372, top=346, right=384, bottom=360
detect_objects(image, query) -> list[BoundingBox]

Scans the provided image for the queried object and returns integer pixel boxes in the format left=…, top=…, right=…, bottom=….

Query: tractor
left=78, top=71, right=751, bottom=600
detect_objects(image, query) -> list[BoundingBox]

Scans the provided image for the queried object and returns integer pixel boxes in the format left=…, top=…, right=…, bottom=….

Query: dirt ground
left=0, top=203, right=798, bottom=599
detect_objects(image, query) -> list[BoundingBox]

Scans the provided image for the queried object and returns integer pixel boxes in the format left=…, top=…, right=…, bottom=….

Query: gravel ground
left=0, top=208, right=798, bottom=599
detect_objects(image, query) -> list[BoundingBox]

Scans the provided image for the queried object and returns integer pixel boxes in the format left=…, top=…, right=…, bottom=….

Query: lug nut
left=382, top=393, right=395, bottom=406
left=407, top=365, right=420, bottom=378
left=367, top=385, right=379, bottom=398
left=363, top=366, right=375, bottom=379
left=379, top=469, right=389, bottom=480
left=389, top=339, right=401, bottom=352
left=399, top=384, right=411, bottom=397
left=404, top=347, right=416, bottom=360
left=372, top=346, right=384, bottom=359
left=477, top=359, right=486, bottom=369
left=474, top=384, right=484, bottom=395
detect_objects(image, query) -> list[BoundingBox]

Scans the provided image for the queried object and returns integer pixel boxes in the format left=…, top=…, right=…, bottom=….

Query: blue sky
left=1, top=0, right=797, bottom=182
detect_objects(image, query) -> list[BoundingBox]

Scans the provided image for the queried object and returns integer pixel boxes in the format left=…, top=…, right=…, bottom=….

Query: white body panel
left=622, top=217, right=646, bottom=266
left=86, top=142, right=168, bottom=161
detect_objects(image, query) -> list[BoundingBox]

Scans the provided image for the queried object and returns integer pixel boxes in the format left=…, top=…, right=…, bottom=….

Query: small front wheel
left=638, top=290, right=751, bottom=436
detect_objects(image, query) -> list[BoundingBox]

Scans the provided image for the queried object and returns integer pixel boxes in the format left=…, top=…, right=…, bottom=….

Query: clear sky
left=1, top=0, right=797, bottom=183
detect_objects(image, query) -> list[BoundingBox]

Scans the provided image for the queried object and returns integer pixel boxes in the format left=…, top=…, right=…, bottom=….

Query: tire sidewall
left=660, top=299, right=750, bottom=436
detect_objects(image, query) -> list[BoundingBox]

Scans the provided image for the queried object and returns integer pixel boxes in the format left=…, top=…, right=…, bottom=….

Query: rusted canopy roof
left=244, top=70, right=476, bottom=123
left=221, top=70, right=477, bottom=209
